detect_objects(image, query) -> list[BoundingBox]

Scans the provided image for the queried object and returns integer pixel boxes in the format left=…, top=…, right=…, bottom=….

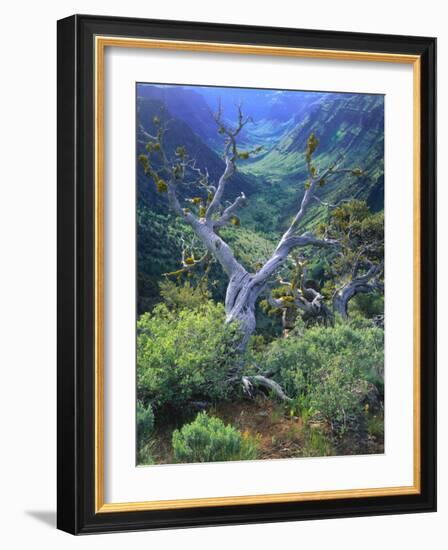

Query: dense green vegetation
left=137, top=302, right=240, bottom=412
left=135, top=84, right=385, bottom=464
left=137, top=298, right=384, bottom=462
left=257, top=321, right=383, bottom=434
left=172, top=412, right=259, bottom=463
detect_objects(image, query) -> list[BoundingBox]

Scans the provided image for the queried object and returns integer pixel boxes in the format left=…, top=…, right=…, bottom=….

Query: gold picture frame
left=58, top=15, right=436, bottom=534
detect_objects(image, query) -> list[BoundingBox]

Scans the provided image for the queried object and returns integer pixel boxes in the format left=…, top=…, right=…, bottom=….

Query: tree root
left=241, top=375, right=292, bottom=402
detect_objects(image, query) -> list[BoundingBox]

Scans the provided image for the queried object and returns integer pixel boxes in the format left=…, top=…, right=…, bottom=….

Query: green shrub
left=137, top=440, right=156, bottom=465
left=309, top=356, right=368, bottom=431
left=137, top=302, right=241, bottom=411
left=137, top=400, right=155, bottom=444
left=301, top=425, right=334, bottom=457
left=367, top=412, right=384, bottom=439
left=136, top=401, right=155, bottom=465
left=287, top=394, right=315, bottom=424
left=172, top=412, right=259, bottom=463
left=159, top=280, right=210, bottom=310
left=349, top=292, right=384, bottom=318
left=260, top=324, right=384, bottom=433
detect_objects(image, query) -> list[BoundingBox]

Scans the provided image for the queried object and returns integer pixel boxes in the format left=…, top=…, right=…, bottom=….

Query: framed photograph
left=57, top=14, right=436, bottom=534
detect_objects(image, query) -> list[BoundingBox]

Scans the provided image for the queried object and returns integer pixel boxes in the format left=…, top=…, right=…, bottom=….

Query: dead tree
left=139, top=106, right=364, bottom=352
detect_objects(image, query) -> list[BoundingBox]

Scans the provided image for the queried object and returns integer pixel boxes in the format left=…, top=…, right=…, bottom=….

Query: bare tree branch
left=241, top=375, right=292, bottom=402
left=213, top=193, right=247, bottom=228
left=206, top=104, right=252, bottom=220
left=266, top=262, right=333, bottom=329
left=252, top=234, right=338, bottom=286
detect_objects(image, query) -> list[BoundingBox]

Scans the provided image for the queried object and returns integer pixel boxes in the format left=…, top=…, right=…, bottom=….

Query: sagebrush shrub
left=159, top=280, right=210, bottom=310
left=136, top=400, right=155, bottom=465
left=172, top=412, right=259, bottom=463
left=137, top=400, right=155, bottom=444
left=259, top=323, right=383, bottom=432
left=137, top=302, right=241, bottom=411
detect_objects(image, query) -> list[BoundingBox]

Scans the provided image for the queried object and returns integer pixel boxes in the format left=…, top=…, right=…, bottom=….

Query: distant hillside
left=136, top=85, right=384, bottom=311
left=138, top=85, right=220, bottom=148
left=137, top=96, right=256, bottom=211
left=239, top=93, right=384, bottom=232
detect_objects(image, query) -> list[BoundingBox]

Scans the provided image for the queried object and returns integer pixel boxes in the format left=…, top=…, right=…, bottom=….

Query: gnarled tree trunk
left=333, top=281, right=373, bottom=319
left=333, top=262, right=384, bottom=320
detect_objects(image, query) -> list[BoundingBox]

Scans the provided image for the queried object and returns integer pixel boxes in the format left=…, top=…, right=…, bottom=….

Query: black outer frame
left=57, top=14, right=436, bottom=535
